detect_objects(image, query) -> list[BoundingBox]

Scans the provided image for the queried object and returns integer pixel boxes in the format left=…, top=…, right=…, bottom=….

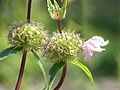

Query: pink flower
left=82, top=36, right=109, bottom=60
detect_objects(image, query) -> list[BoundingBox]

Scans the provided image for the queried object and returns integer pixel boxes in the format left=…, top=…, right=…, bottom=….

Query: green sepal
left=70, top=60, right=94, bottom=86
left=53, top=0, right=60, bottom=11
left=47, top=0, right=56, bottom=19
left=47, top=0, right=67, bottom=20
left=46, top=61, right=66, bottom=90
left=60, top=0, right=67, bottom=19
left=0, top=46, right=23, bottom=61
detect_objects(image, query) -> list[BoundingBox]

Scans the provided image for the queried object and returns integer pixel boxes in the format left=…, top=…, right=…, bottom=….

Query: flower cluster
left=8, top=22, right=109, bottom=61
left=8, top=22, right=47, bottom=50
left=44, top=31, right=109, bottom=62
left=45, top=31, right=83, bottom=62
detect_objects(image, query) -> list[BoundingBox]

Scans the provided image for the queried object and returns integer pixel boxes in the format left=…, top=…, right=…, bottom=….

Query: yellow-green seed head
left=45, top=31, right=83, bottom=62
left=8, top=22, right=47, bottom=50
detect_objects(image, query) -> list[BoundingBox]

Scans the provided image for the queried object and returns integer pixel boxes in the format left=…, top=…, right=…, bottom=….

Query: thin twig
left=53, top=64, right=67, bottom=90
left=15, top=50, right=27, bottom=90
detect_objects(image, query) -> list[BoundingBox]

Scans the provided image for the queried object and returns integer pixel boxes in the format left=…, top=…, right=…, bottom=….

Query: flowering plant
left=0, top=0, right=109, bottom=90
left=44, top=33, right=109, bottom=90
left=44, top=0, right=109, bottom=90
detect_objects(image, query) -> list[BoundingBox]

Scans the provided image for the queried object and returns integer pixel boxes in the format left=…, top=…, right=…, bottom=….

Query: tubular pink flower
left=82, top=36, right=109, bottom=60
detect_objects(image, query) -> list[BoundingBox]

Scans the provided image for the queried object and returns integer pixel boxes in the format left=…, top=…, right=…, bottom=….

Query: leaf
left=70, top=60, right=94, bottom=86
left=32, top=50, right=48, bottom=89
left=0, top=46, right=23, bottom=61
left=38, top=60, right=48, bottom=90
left=47, top=61, right=66, bottom=90
left=32, top=50, right=42, bottom=60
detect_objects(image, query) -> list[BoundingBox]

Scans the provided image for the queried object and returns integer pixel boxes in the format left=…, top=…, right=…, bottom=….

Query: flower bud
left=47, top=0, right=67, bottom=20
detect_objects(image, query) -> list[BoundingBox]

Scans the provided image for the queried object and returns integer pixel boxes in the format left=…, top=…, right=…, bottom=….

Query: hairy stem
left=53, top=64, right=67, bottom=90
left=26, top=0, right=32, bottom=23
left=15, top=50, right=27, bottom=90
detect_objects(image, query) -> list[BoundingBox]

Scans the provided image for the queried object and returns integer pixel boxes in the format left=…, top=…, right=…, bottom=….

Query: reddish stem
left=26, top=0, right=32, bottom=23
left=57, top=20, right=62, bottom=34
left=15, top=50, right=27, bottom=90
left=15, top=0, right=32, bottom=89
left=53, top=64, right=67, bottom=90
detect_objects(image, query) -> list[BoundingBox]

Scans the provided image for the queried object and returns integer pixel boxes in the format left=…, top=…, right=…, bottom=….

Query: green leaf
left=47, top=61, right=66, bottom=90
left=0, top=46, right=23, bottom=61
left=32, top=50, right=42, bottom=60
left=70, top=60, right=94, bottom=86
left=32, top=50, right=48, bottom=89
left=38, top=60, right=48, bottom=90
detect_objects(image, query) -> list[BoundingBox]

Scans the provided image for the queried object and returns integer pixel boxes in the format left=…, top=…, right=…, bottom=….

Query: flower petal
left=90, top=36, right=109, bottom=46
left=84, top=47, right=93, bottom=60
left=82, top=36, right=109, bottom=60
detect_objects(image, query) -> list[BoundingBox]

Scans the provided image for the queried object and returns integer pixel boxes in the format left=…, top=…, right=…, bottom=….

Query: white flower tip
left=103, top=40, right=109, bottom=46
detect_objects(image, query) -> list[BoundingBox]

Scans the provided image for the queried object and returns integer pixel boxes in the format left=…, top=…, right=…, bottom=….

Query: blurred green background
left=0, top=0, right=120, bottom=90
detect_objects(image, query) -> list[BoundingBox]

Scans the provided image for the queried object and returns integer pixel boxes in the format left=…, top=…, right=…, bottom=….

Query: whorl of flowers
left=8, top=22, right=47, bottom=50
left=45, top=31, right=83, bottom=62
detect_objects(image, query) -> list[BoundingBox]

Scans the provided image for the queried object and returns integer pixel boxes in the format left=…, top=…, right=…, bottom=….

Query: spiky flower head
left=45, top=31, right=83, bottom=62
left=8, top=22, right=47, bottom=51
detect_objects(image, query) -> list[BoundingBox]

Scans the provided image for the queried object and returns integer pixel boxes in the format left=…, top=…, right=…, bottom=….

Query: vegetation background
left=0, top=0, right=120, bottom=90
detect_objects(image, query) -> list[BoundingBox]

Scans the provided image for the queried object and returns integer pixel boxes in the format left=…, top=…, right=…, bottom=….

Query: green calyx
left=8, top=22, right=47, bottom=51
left=47, top=0, right=67, bottom=20
left=45, top=31, right=83, bottom=62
